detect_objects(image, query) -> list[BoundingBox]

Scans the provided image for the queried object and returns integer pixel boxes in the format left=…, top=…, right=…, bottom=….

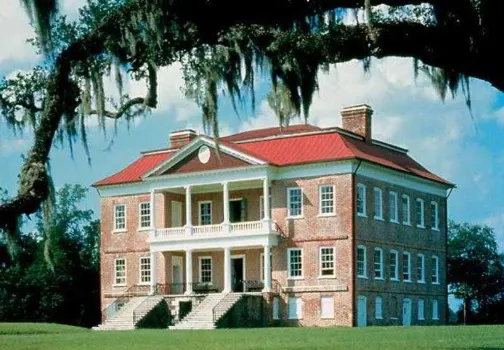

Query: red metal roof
left=222, top=124, right=321, bottom=142
left=94, top=125, right=453, bottom=187
left=93, top=151, right=174, bottom=187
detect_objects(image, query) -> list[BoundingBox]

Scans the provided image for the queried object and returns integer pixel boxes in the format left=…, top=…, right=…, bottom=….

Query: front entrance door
left=357, top=296, right=367, bottom=327
left=231, top=256, right=245, bottom=292
left=172, top=256, right=183, bottom=294
left=402, top=298, right=412, bottom=326
left=229, top=199, right=247, bottom=223
left=171, top=201, right=183, bottom=227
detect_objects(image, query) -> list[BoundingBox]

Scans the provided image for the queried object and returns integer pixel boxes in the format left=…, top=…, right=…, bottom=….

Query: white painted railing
left=152, top=220, right=276, bottom=241
left=230, top=221, right=263, bottom=233
left=192, top=224, right=223, bottom=236
left=155, top=227, right=185, bottom=238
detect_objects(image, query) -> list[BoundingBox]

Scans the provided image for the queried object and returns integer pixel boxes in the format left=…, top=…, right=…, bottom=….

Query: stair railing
left=212, top=294, right=243, bottom=323
left=132, top=296, right=162, bottom=324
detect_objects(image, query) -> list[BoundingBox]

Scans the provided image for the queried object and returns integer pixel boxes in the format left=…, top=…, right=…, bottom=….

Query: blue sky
left=2, top=1, right=504, bottom=254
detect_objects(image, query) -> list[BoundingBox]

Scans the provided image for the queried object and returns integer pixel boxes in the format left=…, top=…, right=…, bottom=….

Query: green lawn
left=0, top=324, right=503, bottom=350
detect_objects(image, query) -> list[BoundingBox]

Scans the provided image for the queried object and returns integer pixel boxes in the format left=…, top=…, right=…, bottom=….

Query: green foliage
left=448, top=221, right=504, bottom=323
left=0, top=184, right=100, bottom=327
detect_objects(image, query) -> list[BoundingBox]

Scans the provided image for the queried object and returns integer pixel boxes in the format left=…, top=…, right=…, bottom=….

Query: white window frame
left=259, top=195, right=272, bottom=220
left=138, top=202, right=151, bottom=229
left=431, top=201, right=439, bottom=231
left=198, top=256, right=213, bottom=284
left=373, top=187, right=383, bottom=220
left=416, top=198, right=425, bottom=228
left=390, top=250, right=399, bottom=281
left=402, top=195, right=410, bottom=225
left=287, top=187, right=303, bottom=218
left=320, top=296, right=335, bottom=319
left=403, top=252, right=411, bottom=282
left=417, top=254, right=425, bottom=283
left=375, top=296, right=383, bottom=320
left=113, top=204, right=126, bottom=232
left=288, top=297, right=303, bottom=320
left=389, top=191, right=398, bottom=223
left=114, top=258, right=126, bottom=286
left=319, top=185, right=335, bottom=216
left=374, top=248, right=384, bottom=280
left=319, top=247, right=336, bottom=278
left=357, top=183, right=367, bottom=217
left=432, top=256, right=440, bottom=284
left=260, top=252, right=273, bottom=282
left=287, top=248, right=303, bottom=279
left=138, top=256, right=151, bottom=285
left=198, top=201, right=212, bottom=226
left=432, top=299, right=439, bottom=320
left=357, top=245, right=367, bottom=278
left=418, top=299, right=425, bottom=320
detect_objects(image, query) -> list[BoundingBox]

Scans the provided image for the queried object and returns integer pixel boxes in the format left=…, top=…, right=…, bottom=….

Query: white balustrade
left=153, top=220, right=277, bottom=241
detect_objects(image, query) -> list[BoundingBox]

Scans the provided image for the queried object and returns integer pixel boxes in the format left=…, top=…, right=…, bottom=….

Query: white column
left=149, top=251, right=157, bottom=295
left=223, top=247, right=232, bottom=293
left=262, top=177, right=271, bottom=231
left=223, top=182, right=230, bottom=232
left=185, top=185, right=192, bottom=235
left=149, top=190, right=156, bottom=241
left=262, top=245, right=272, bottom=293
left=184, top=250, right=193, bottom=295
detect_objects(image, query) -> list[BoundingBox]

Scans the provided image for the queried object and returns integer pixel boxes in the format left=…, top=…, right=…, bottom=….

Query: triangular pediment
left=143, top=137, right=266, bottom=179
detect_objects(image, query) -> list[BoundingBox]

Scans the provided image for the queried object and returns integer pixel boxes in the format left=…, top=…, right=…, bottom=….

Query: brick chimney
left=169, top=129, right=198, bottom=148
left=340, top=104, right=373, bottom=143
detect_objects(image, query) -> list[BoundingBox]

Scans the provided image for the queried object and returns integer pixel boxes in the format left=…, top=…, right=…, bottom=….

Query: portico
left=147, top=177, right=278, bottom=296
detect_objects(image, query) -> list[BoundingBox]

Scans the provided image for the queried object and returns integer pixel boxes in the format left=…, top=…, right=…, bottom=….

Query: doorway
left=357, top=296, right=367, bottom=327
left=231, top=255, right=245, bottom=292
left=172, top=256, right=183, bottom=294
left=171, top=201, right=183, bottom=227
left=229, top=199, right=247, bottom=223
left=402, top=298, right=412, bottom=326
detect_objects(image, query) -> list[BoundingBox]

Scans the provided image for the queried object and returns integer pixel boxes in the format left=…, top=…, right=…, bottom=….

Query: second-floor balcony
left=151, top=219, right=278, bottom=242
left=146, top=177, right=279, bottom=251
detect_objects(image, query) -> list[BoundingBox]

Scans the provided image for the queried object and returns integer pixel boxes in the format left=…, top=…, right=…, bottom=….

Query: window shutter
left=241, top=199, right=247, bottom=221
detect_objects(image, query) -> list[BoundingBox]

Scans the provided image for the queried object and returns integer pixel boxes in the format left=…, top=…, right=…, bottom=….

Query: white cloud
left=0, top=137, right=29, bottom=155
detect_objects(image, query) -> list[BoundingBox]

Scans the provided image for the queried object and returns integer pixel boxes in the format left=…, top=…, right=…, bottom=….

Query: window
left=418, top=299, right=425, bottom=320
left=287, top=187, right=303, bottom=217
left=288, top=248, right=303, bottom=278
left=390, top=250, right=399, bottom=281
left=139, top=256, right=151, bottom=284
left=199, top=257, right=212, bottom=283
left=389, top=192, right=398, bottom=222
left=431, top=201, right=439, bottom=230
left=320, top=296, right=335, bottom=319
left=114, top=204, right=126, bottom=231
left=374, top=248, right=383, bottom=279
left=375, top=296, right=383, bottom=319
left=373, top=188, right=383, bottom=220
left=403, top=252, right=411, bottom=281
left=417, top=254, right=425, bottom=283
left=259, top=195, right=272, bottom=219
left=319, top=185, right=335, bottom=215
left=260, top=253, right=273, bottom=281
left=416, top=198, right=425, bottom=228
left=402, top=195, right=410, bottom=225
left=272, top=297, right=280, bottom=320
left=432, top=256, right=440, bottom=284
left=357, top=184, right=367, bottom=217
left=357, top=245, right=367, bottom=278
left=432, top=299, right=439, bottom=320
left=288, top=297, right=302, bottom=319
left=139, top=202, right=151, bottom=229
left=114, top=258, right=126, bottom=285
left=319, top=247, right=335, bottom=277
left=199, top=201, right=212, bottom=225
left=390, top=297, right=398, bottom=319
